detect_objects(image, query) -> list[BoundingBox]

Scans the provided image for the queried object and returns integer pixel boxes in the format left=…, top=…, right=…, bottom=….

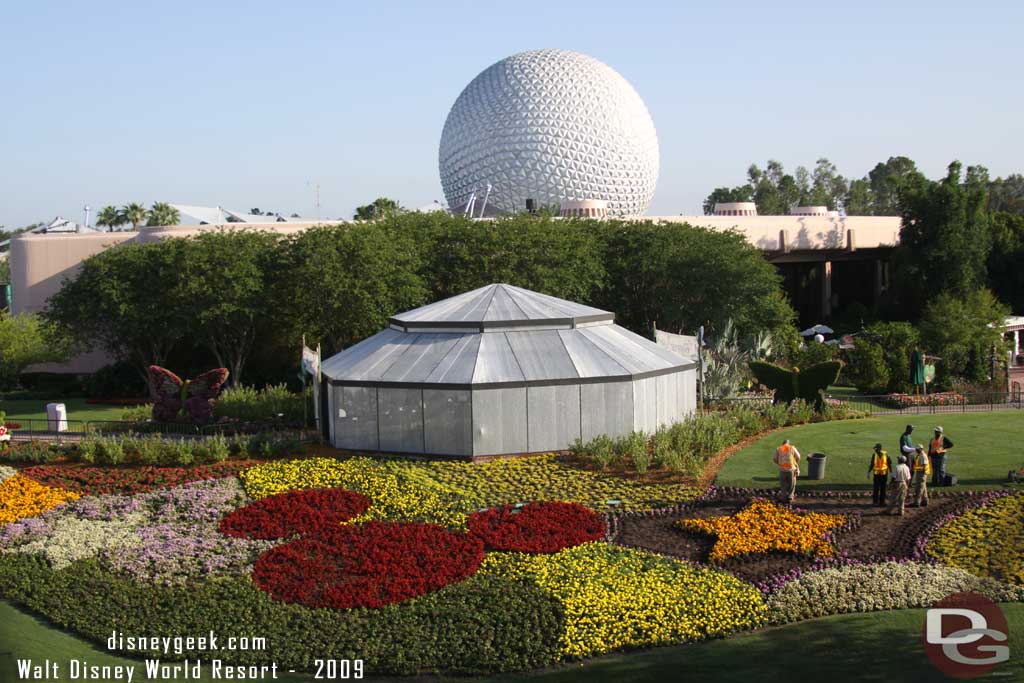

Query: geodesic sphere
left=439, top=49, right=659, bottom=217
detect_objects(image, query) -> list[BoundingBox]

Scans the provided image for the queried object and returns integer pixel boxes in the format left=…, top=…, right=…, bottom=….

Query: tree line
left=704, top=156, right=1024, bottom=218
left=43, top=214, right=795, bottom=389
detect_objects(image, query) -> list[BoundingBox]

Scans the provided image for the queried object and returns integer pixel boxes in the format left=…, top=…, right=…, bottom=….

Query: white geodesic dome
left=439, top=49, right=659, bottom=217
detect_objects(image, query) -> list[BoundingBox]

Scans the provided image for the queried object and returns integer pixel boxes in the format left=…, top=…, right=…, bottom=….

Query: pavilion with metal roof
left=321, top=284, right=697, bottom=458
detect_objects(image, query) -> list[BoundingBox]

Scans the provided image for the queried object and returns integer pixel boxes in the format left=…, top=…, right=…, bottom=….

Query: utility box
left=46, top=403, right=68, bottom=432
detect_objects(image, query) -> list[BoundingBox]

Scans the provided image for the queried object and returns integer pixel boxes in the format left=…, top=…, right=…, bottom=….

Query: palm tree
left=121, top=203, right=148, bottom=231
left=95, top=205, right=126, bottom=232
left=146, top=202, right=180, bottom=227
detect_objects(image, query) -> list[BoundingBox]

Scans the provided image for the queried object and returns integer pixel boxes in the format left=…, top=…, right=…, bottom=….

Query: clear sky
left=2, top=0, right=1022, bottom=227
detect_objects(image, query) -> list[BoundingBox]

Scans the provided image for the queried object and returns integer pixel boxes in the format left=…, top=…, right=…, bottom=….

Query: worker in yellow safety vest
left=928, top=426, right=954, bottom=487
left=912, top=445, right=931, bottom=507
left=867, top=443, right=892, bottom=507
left=773, top=439, right=801, bottom=503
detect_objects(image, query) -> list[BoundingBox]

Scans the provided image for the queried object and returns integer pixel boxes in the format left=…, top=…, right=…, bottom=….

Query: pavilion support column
left=1015, top=330, right=1020, bottom=360
left=821, top=260, right=832, bottom=320
left=874, top=259, right=885, bottom=302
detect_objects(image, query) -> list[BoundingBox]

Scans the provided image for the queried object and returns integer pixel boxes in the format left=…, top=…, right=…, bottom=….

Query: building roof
left=389, top=283, right=612, bottom=332
left=322, top=284, right=694, bottom=388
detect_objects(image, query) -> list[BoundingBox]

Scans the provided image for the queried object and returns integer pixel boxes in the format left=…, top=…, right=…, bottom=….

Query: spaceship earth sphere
left=439, top=49, right=659, bottom=217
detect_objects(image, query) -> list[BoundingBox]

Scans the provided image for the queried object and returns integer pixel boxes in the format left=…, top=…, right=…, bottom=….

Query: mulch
left=614, top=492, right=959, bottom=583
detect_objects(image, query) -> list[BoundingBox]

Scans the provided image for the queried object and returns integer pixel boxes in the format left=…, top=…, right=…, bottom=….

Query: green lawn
left=0, top=398, right=132, bottom=428
left=2, top=600, right=1022, bottom=683
left=716, top=412, right=1024, bottom=490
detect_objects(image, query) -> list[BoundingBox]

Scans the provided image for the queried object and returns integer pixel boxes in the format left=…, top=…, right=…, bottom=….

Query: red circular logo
left=923, top=592, right=1010, bottom=678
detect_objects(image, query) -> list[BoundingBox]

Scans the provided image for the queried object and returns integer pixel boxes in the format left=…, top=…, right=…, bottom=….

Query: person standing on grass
left=899, top=424, right=916, bottom=460
left=867, top=443, right=891, bottom=506
left=888, top=454, right=912, bottom=516
left=773, top=439, right=801, bottom=504
left=912, top=445, right=931, bottom=507
left=929, top=426, right=954, bottom=487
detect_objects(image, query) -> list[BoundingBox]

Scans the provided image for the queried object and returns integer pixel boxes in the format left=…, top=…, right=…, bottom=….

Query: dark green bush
left=0, top=555, right=563, bottom=676
left=1, top=440, right=61, bottom=464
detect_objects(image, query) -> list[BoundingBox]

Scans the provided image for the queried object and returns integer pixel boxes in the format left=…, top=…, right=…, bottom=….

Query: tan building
left=10, top=210, right=902, bottom=374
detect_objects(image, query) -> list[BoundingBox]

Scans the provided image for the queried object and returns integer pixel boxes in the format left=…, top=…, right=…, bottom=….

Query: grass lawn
left=2, top=600, right=1021, bottom=683
left=716, top=412, right=1024, bottom=490
left=0, top=398, right=133, bottom=427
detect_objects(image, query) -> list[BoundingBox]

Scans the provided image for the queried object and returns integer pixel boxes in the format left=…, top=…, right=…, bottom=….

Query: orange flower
left=675, top=498, right=846, bottom=562
left=0, top=475, right=80, bottom=526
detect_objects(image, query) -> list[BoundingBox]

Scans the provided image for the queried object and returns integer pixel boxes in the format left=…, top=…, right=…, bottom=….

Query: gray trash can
left=806, top=452, right=827, bottom=480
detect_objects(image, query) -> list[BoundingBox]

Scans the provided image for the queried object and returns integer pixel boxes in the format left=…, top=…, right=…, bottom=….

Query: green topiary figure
left=749, top=360, right=843, bottom=411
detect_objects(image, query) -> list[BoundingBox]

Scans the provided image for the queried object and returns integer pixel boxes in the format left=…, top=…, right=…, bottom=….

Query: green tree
left=417, top=212, right=605, bottom=303
left=747, top=161, right=802, bottom=215
left=353, top=197, right=403, bottom=221
left=594, top=220, right=795, bottom=342
left=44, top=241, right=191, bottom=376
left=146, top=202, right=180, bottom=227
left=277, top=222, right=427, bottom=354
left=702, top=186, right=753, bottom=214
left=95, top=206, right=126, bottom=232
left=866, top=156, right=923, bottom=215
left=179, top=231, right=280, bottom=386
left=987, top=211, right=1024, bottom=313
left=805, top=158, right=849, bottom=209
left=919, top=288, right=1009, bottom=384
left=121, top=203, right=148, bottom=231
left=0, top=312, right=70, bottom=388
left=894, top=161, right=992, bottom=315
left=987, top=174, right=1024, bottom=214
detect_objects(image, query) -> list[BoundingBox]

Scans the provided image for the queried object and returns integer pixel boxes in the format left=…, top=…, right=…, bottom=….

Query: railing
left=711, top=391, right=1024, bottom=416
left=6, top=418, right=315, bottom=441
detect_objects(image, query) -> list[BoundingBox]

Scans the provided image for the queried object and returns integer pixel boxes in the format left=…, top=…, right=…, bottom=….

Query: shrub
left=94, top=437, right=125, bottom=466
left=763, top=403, right=789, bottom=429
left=724, top=403, right=766, bottom=437
left=650, top=429, right=680, bottom=471
left=467, top=501, right=604, bottom=553
left=2, top=440, right=60, bottom=464
left=214, top=384, right=307, bottom=423
left=119, top=404, right=152, bottom=423
left=785, top=399, right=815, bottom=426
left=586, top=434, right=617, bottom=469
left=0, top=554, right=563, bottom=675
left=613, top=431, right=647, bottom=468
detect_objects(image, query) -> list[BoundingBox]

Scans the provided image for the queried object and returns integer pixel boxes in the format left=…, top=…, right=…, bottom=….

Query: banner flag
left=653, top=328, right=699, bottom=360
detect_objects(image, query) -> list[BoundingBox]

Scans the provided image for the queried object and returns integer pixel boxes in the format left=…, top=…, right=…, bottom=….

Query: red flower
left=219, top=488, right=370, bottom=540
left=21, top=462, right=256, bottom=496
left=467, top=501, right=604, bottom=553
left=253, top=521, right=484, bottom=609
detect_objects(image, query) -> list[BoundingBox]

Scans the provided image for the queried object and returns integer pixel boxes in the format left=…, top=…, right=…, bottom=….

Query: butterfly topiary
left=147, top=365, right=230, bottom=424
left=749, top=360, right=842, bottom=410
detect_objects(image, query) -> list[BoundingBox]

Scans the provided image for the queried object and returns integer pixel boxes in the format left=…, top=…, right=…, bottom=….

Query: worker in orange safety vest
left=773, top=439, right=801, bottom=503
left=867, top=443, right=892, bottom=507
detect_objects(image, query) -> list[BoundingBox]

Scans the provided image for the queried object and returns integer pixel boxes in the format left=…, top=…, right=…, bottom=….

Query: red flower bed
left=219, top=488, right=370, bottom=540
left=20, top=461, right=256, bottom=496
left=253, top=521, right=484, bottom=609
left=467, top=501, right=604, bottom=553
left=883, top=392, right=966, bottom=408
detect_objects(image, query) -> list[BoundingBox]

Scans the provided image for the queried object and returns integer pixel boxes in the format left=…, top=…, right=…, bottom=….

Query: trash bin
left=806, top=452, right=827, bottom=480
left=46, top=403, right=68, bottom=432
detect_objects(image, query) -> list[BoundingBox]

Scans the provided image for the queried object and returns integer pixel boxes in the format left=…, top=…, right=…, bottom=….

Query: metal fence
left=6, top=418, right=314, bottom=441
left=712, top=391, right=1024, bottom=416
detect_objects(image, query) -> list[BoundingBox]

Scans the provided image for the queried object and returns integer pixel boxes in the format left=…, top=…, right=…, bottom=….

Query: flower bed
left=479, top=542, right=766, bottom=658
left=926, top=492, right=1024, bottom=586
left=882, top=391, right=966, bottom=408
left=766, top=561, right=1024, bottom=624
left=674, top=498, right=847, bottom=562
left=468, top=501, right=603, bottom=553
left=383, top=455, right=700, bottom=513
left=220, top=488, right=371, bottom=540
left=21, top=461, right=256, bottom=496
left=1, top=478, right=267, bottom=584
left=253, top=521, right=485, bottom=609
left=0, top=475, right=79, bottom=526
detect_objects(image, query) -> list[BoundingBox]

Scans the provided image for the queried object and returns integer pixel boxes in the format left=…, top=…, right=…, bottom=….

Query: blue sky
left=2, top=0, right=1022, bottom=227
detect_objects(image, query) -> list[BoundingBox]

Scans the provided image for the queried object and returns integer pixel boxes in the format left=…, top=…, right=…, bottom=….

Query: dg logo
left=924, top=592, right=1010, bottom=678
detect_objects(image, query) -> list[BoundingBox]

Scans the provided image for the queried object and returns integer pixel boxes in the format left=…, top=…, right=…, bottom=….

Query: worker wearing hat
left=911, top=445, right=931, bottom=507
left=773, top=438, right=801, bottom=504
left=928, top=426, right=954, bottom=487
left=867, top=442, right=891, bottom=507
left=888, top=454, right=912, bottom=516
left=899, top=424, right=916, bottom=460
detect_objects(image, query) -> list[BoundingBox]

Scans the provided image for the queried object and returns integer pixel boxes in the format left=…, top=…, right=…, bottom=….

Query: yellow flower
left=0, top=475, right=80, bottom=526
